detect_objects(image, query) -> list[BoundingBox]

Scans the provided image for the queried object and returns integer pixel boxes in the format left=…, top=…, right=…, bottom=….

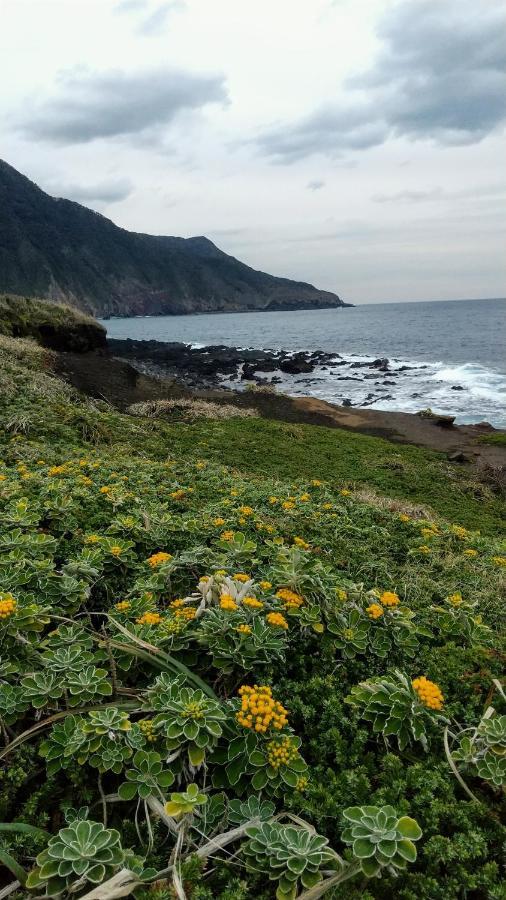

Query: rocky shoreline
left=107, top=337, right=418, bottom=408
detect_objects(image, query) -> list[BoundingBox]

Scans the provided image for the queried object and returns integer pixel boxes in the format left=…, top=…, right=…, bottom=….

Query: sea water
left=101, top=297, right=506, bottom=427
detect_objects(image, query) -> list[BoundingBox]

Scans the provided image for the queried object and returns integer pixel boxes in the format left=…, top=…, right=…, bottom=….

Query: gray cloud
left=373, top=183, right=506, bottom=204
left=138, top=1, right=185, bottom=35
left=47, top=178, right=134, bottom=204
left=18, top=66, right=227, bottom=145
left=306, top=179, right=325, bottom=191
left=256, top=0, right=506, bottom=161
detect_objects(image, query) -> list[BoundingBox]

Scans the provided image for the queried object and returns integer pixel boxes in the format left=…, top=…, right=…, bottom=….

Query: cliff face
left=0, top=160, right=346, bottom=317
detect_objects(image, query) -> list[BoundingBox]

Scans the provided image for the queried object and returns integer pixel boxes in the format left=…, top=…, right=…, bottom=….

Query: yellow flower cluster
left=282, top=501, right=295, bottom=510
left=336, top=589, right=348, bottom=602
left=366, top=603, right=384, bottom=619
left=259, top=581, right=272, bottom=591
left=239, top=506, right=254, bottom=516
left=99, top=485, right=111, bottom=494
left=174, top=606, right=196, bottom=621
left=170, top=489, right=186, bottom=500
left=0, top=593, right=17, bottom=619
left=85, top=534, right=101, bottom=544
left=266, top=736, right=297, bottom=769
left=418, top=545, right=432, bottom=554
left=139, top=719, right=157, bottom=743
left=136, top=612, right=162, bottom=626
left=311, top=479, right=322, bottom=486
left=276, top=588, right=304, bottom=609
left=170, top=598, right=185, bottom=608
left=233, top=573, right=250, bottom=582
left=220, top=594, right=239, bottom=611
left=492, top=556, right=506, bottom=567
left=220, top=530, right=235, bottom=541
left=147, top=552, right=173, bottom=568
left=213, top=517, right=225, bottom=526
left=48, top=465, right=66, bottom=476
left=115, top=600, right=131, bottom=612
left=452, top=525, right=469, bottom=540
left=266, top=612, right=288, bottom=629
left=110, top=545, right=123, bottom=557
left=243, top=596, right=264, bottom=609
left=340, top=489, right=351, bottom=497
left=295, top=776, right=308, bottom=792
left=399, top=513, right=411, bottom=523
left=236, top=623, right=252, bottom=635
left=463, top=549, right=478, bottom=557
left=448, top=592, right=463, bottom=607
left=183, top=700, right=205, bottom=720
left=236, top=685, right=288, bottom=732
left=379, top=591, right=400, bottom=607
left=412, top=676, right=444, bottom=710
left=293, top=537, right=310, bottom=550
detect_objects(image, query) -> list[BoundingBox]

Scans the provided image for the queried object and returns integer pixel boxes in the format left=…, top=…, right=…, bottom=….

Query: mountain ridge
left=0, top=159, right=349, bottom=317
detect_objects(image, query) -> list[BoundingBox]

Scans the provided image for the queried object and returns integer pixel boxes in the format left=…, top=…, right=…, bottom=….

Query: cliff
left=0, top=159, right=347, bottom=317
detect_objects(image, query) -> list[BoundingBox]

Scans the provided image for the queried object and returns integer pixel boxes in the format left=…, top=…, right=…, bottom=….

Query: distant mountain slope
left=0, top=160, right=347, bottom=317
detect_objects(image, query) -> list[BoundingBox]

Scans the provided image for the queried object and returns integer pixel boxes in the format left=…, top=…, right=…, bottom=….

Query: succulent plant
left=21, top=670, right=64, bottom=708
left=26, top=819, right=125, bottom=895
left=476, top=752, right=506, bottom=787
left=341, top=805, right=423, bottom=877
left=165, top=782, right=207, bottom=818
left=478, top=714, right=506, bottom=751
left=40, top=709, right=143, bottom=775
left=228, top=795, right=275, bottom=824
left=118, top=750, right=175, bottom=800
left=42, top=623, right=94, bottom=650
left=0, top=682, right=28, bottom=724
left=41, top=645, right=94, bottom=673
left=66, top=665, right=112, bottom=705
left=346, top=670, right=442, bottom=750
left=196, top=607, right=287, bottom=673
left=327, top=608, right=370, bottom=658
left=243, top=821, right=336, bottom=899
left=145, top=674, right=226, bottom=766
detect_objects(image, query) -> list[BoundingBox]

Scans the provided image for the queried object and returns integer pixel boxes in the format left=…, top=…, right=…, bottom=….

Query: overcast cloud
left=0, top=0, right=504, bottom=303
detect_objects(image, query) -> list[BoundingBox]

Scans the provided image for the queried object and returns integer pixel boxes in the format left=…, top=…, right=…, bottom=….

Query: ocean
left=101, top=297, right=506, bottom=428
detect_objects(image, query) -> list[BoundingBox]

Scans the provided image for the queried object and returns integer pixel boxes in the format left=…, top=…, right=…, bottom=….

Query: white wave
left=431, top=363, right=506, bottom=403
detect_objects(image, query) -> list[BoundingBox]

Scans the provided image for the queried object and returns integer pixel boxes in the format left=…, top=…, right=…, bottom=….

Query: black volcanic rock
left=0, top=159, right=349, bottom=318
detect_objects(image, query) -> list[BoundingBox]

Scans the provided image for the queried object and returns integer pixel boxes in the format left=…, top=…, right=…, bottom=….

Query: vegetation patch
left=128, top=398, right=259, bottom=421
left=0, top=328, right=505, bottom=899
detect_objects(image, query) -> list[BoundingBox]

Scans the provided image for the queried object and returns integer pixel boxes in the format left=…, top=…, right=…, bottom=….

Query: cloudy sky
left=1, top=0, right=505, bottom=303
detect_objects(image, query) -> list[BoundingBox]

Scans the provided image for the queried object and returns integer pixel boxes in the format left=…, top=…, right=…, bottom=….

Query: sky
left=1, top=0, right=505, bottom=304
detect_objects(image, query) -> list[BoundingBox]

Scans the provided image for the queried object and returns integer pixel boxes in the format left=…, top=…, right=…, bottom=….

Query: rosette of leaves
left=431, top=599, right=492, bottom=648
left=165, top=783, right=207, bottom=819
left=243, top=822, right=336, bottom=899
left=66, top=666, right=113, bottom=705
left=145, top=674, right=226, bottom=766
left=42, top=623, right=94, bottom=651
left=118, top=750, right=175, bottom=800
left=21, top=671, right=64, bottom=709
left=40, top=645, right=95, bottom=674
left=218, top=732, right=307, bottom=796
left=327, top=608, right=370, bottom=658
left=228, top=795, right=275, bottom=825
left=345, top=670, right=442, bottom=751
left=341, top=805, right=422, bottom=877
left=0, top=683, right=29, bottom=724
left=196, top=608, right=287, bottom=673
left=40, top=714, right=83, bottom=775
left=26, top=819, right=125, bottom=895
left=216, top=531, right=257, bottom=563
left=40, top=709, right=143, bottom=775
left=451, top=713, right=506, bottom=789
left=1, top=598, right=51, bottom=643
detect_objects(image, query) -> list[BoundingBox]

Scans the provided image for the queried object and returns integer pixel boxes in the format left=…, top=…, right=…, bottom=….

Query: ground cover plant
left=0, top=330, right=505, bottom=899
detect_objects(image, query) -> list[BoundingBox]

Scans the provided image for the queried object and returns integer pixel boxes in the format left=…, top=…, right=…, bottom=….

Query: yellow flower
left=451, top=525, right=469, bottom=540
left=266, top=736, right=297, bottom=769
left=311, top=479, right=322, bottom=487
left=295, top=776, right=308, bottom=792
left=170, top=489, right=186, bottom=501
left=492, top=556, right=506, bottom=567
left=220, top=594, right=239, bottom=611
left=340, top=489, right=351, bottom=497
left=136, top=612, right=162, bottom=625
left=138, top=719, right=157, bottom=743
left=336, top=589, right=348, bottom=602
left=170, top=598, right=186, bottom=608
left=115, top=601, right=131, bottom=612
left=99, top=485, right=111, bottom=494
left=269, top=496, right=279, bottom=504
left=379, top=591, right=400, bottom=607
left=399, top=513, right=411, bottom=522
left=239, top=505, right=254, bottom=516
left=417, top=545, right=431, bottom=554
left=0, top=593, right=17, bottom=619
left=220, top=530, right=235, bottom=541
left=282, top=501, right=295, bottom=510
left=259, top=581, right=272, bottom=591
left=213, top=517, right=225, bottom=526
left=0, top=474, right=6, bottom=482
left=366, top=603, right=384, bottom=619
left=276, top=588, right=303, bottom=609
left=215, top=569, right=227, bottom=576
left=243, top=596, right=264, bottom=609
left=322, top=502, right=333, bottom=510
left=293, top=536, right=310, bottom=550
left=448, top=592, right=463, bottom=607
left=230, top=489, right=239, bottom=497
left=412, top=676, right=444, bottom=710
left=236, top=623, right=252, bottom=635
left=236, top=685, right=288, bottom=732
left=196, top=461, right=206, bottom=469
left=266, top=611, right=289, bottom=629
left=147, top=551, right=173, bottom=567
left=299, top=493, right=310, bottom=502
left=463, top=549, right=478, bottom=557
left=421, top=527, right=438, bottom=539
left=109, top=545, right=123, bottom=557
left=233, top=573, right=250, bottom=583
left=85, top=534, right=101, bottom=544
left=48, top=465, right=66, bottom=476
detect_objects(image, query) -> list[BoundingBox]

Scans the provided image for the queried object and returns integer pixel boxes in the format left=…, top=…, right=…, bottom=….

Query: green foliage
left=118, top=750, right=175, bottom=800
left=165, top=783, right=207, bottom=818
left=341, top=805, right=423, bottom=878
left=243, top=821, right=336, bottom=899
left=27, top=819, right=125, bottom=895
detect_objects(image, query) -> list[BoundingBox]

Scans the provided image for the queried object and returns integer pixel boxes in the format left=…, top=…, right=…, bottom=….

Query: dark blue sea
left=101, top=297, right=506, bottom=427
